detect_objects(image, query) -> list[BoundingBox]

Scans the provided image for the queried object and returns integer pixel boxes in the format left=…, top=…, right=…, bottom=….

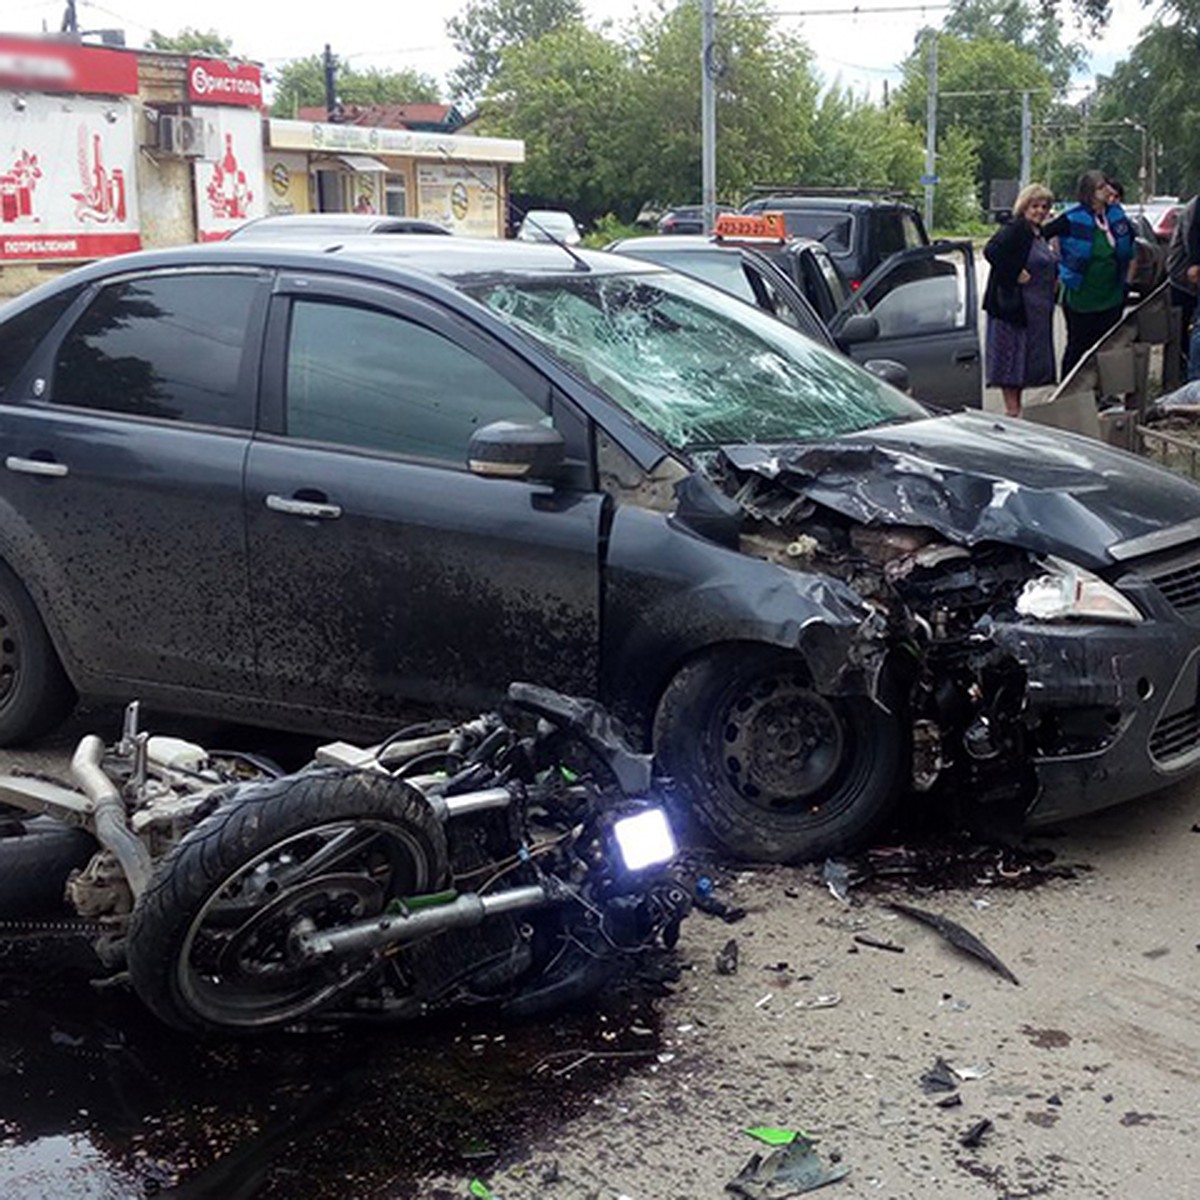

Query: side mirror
left=863, top=358, right=911, bottom=392
left=467, top=420, right=565, bottom=480
left=837, top=312, right=880, bottom=346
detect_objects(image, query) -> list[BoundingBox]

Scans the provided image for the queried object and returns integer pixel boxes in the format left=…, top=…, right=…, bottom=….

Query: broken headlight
left=612, top=807, right=677, bottom=872
left=1016, top=557, right=1142, bottom=625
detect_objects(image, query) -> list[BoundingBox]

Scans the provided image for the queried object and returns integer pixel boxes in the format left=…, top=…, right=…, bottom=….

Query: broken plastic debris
left=822, top=859, right=853, bottom=905
left=746, top=1126, right=812, bottom=1147
left=853, top=934, right=904, bottom=953
left=888, top=901, right=1019, bottom=985
left=919, top=1057, right=958, bottom=1094
left=935, top=1093, right=963, bottom=1109
left=469, top=1181, right=499, bottom=1200
left=795, top=993, right=841, bottom=1009
left=951, top=1063, right=992, bottom=1081
left=728, top=1131, right=849, bottom=1197
left=959, top=1118, right=993, bottom=1148
left=694, top=876, right=747, bottom=923
left=716, top=938, right=740, bottom=975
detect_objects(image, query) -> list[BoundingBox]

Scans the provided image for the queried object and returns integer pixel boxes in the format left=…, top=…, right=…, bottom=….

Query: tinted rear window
left=0, top=286, right=82, bottom=398
left=52, top=273, right=261, bottom=427
left=773, top=210, right=854, bottom=251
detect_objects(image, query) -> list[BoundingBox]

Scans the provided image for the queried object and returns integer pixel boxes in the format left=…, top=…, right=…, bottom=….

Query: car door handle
left=953, top=349, right=979, bottom=364
left=5, top=455, right=68, bottom=478
left=265, top=494, right=343, bottom=520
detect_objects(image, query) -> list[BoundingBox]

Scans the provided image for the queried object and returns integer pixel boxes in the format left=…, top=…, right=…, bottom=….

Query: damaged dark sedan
left=2, top=237, right=1200, bottom=863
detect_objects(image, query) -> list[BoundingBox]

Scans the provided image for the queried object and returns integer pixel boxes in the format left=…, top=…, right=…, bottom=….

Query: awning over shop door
left=318, top=154, right=388, bottom=173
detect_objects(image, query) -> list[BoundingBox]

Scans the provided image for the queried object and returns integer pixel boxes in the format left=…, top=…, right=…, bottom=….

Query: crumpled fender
left=600, top=504, right=884, bottom=730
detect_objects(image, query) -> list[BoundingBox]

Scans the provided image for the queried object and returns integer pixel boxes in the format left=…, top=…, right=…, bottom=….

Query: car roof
left=228, top=214, right=450, bottom=239
left=611, top=233, right=827, bottom=255
left=746, top=195, right=908, bottom=211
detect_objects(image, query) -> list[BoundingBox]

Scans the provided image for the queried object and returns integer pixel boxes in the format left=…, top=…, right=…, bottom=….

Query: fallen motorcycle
left=0, top=683, right=689, bottom=1035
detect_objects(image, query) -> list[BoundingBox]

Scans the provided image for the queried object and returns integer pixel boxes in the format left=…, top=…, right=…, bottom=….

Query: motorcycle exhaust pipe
left=294, top=882, right=563, bottom=961
left=71, top=735, right=154, bottom=898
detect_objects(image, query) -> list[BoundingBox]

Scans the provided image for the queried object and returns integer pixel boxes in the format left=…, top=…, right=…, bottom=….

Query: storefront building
left=264, top=119, right=524, bottom=238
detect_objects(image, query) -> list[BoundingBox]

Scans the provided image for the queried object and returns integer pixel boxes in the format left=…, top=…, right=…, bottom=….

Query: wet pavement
left=0, top=935, right=667, bottom=1200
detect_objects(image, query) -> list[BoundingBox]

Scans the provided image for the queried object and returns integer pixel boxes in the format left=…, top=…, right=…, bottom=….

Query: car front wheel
left=654, top=646, right=905, bottom=863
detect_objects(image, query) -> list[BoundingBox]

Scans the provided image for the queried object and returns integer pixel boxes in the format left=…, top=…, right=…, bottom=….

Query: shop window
left=385, top=175, right=407, bottom=217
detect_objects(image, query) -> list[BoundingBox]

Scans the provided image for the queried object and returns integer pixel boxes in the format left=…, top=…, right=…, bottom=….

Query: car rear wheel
left=654, top=646, right=904, bottom=863
left=0, top=563, right=75, bottom=746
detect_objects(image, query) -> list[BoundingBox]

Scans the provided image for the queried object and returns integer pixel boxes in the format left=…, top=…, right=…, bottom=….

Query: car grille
left=1149, top=704, right=1200, bottom=764
left=1145, top=554, right=1200, bottom=616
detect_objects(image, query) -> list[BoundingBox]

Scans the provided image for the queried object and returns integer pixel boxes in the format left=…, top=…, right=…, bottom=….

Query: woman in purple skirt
left=983, top=184, right=1057, bottom=417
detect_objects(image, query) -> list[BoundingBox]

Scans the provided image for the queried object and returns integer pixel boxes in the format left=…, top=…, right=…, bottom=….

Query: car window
left=472, top=271, right=924, bottom=450
left=52, top=273, right=259, bottom=427
left=853, top=248, right=970, bottom=338
left=873, top=213, right=909, bottom=259
left=0, top=286, right=83, bottom=399
left=617, top=247, right=758, bottom=304
left=901, top=213, right=925, bottom=249
left=285, top=299, right=548, bottom=463
left=775, top=209, right=853, bottom=251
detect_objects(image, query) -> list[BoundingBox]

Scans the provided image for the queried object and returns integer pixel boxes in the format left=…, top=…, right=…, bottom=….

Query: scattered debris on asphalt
left=936, top=1093, right=964, bottom=1109
left=822, top=859, right=853, bottom=905
left=694, top=876, right=747, bottom=923
left=853, top=934, right=905, bottom=953
left=959, top=1118, right=993, bottom=1148
left=469, top=1181, right=500, bottom=1200
left=727, top=1129, right=849, bottom=1197
left=794, top=993, right=842, bottom=1010
left=716, top=938, right=740, bottom=975
left=888, top=901, right=1020, bottom=985
left=920, top=1057, right=959, bottom=1094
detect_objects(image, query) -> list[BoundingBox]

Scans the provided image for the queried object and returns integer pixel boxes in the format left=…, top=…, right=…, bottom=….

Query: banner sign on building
left=1, top=94, right=140, bottom=262
left=416, top=163, right=500, bottom=239
left=188, top=58, right=264, bottom=109
left=0, top=35, right=138, bottom=96
left=193, top=106, right=266, bottom=241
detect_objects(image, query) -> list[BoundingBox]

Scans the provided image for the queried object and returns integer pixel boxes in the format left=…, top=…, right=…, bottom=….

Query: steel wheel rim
left=175, top=819, right=433, bottom=1029
left=0, top=607, right=19, bottom=708
left=717, top=672, right=852, bottom=816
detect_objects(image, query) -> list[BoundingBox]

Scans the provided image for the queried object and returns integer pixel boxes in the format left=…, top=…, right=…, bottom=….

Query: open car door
left=829, top=241, right=982, bottom=408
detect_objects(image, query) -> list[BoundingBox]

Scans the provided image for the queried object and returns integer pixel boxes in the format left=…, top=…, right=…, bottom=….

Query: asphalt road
left=0, top=709, right=1197, bottom=1199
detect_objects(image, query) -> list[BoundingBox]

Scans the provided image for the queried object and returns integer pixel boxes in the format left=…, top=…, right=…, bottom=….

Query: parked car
left=2, top=238, right=1200, bottom=864
left=610, top=216, right=982, bottom=407
left=515, top=210, right=582, bottom=245
left=655, top=204, right=736, bottom=235
left=228, top=214, right=450, bottom=240
left=740, top=192, right=930, bottom=291
left=1125, top=196, right=1183, bottom=243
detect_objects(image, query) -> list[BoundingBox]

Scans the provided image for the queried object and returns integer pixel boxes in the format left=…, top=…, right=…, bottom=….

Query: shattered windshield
left=467, top=271, right=925, bottom=451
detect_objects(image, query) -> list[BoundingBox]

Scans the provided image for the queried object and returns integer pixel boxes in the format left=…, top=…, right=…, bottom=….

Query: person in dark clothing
left=983, top=183, right=1057, bottom=417
left=1166, top=194, right=1200, bottom=381
left=1042, top=170, right=1135, bottom=378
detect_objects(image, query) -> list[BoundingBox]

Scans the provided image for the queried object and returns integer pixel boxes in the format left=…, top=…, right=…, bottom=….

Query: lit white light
left=613, top=808, right=676, bottom=872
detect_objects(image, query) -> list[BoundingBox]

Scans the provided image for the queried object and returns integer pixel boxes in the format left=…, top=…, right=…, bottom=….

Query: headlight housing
left=1016, top=556, right=1142, bottom=625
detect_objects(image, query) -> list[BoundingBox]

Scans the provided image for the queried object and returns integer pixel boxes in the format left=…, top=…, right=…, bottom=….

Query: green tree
left=145, top=28, right=233, bottom=55
left=622, top=0, right=819, bottom=207
left=272, top=55, right=440, bottom=118
left=931, top=125, right=982, bottom=228
left=479, top=22, right=632, bottom=220
left=447, top=0, right=584, bottom=100
left=943, top=0, right=1083, bottom=87
left=804, top=88, right=925, bottom=194
left=898, top=32, right=1053, bottom=205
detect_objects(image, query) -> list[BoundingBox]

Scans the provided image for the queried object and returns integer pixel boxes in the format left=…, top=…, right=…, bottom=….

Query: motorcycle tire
left=654, top=645, right=905, bottom=864
left=126, top=768, right=449, bottom=1035
left=0, top=813, right=97, bottom=917
left=0, top=561, right=76, bottom=746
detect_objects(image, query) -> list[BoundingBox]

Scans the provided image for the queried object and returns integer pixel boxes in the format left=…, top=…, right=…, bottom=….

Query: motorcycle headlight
left=612, top=807, right=677, bottom=872
left=1016, top=557, right=1142, bottom=625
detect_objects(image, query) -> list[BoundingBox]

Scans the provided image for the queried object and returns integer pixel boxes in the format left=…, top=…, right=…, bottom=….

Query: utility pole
left=1019, top=91, right=1032, bottom=189
left=323, top=44, right=339, bottom=124
left=923, top=29, right=937, bottom=232
left=700, top=0, right=717, bottom=235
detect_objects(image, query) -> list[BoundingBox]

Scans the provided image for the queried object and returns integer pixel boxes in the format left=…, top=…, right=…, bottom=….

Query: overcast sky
left=8, top=0, right=1158, bottom=101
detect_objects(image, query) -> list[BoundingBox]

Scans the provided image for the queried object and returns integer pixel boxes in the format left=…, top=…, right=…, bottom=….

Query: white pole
left=701, top=0, right=717, bottom=234
left=924, top=30, right=937, bottom=233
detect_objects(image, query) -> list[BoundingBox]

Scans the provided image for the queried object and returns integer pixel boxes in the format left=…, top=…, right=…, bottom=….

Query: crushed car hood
left=721, top=411, right=1200, bottom=569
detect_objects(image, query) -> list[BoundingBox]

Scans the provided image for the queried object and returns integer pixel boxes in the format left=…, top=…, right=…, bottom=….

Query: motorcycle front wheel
left=127, top=769, right=448, bottom=1035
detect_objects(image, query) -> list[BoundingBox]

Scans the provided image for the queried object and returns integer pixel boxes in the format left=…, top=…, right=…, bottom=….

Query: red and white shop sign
left=188, top=59, right=263, bottom=108
left=193, top=106, right=265, bottom=241
left=1, top=94, right=140, bottom=262
left=0, top=35, right=138, bottom=96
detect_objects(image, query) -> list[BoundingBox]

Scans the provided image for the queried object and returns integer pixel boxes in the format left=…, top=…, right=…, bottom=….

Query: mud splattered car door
left=245, top=274, right=605, bottom=723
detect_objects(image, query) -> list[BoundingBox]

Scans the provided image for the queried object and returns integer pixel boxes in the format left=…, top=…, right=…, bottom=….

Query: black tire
left=654, top=646, right=905, bottom=863
left=0, top=562, right=75, bottom=746
left=126, top=769, right=449, bottom=1034
left=0, top=813, right=97, bottom=917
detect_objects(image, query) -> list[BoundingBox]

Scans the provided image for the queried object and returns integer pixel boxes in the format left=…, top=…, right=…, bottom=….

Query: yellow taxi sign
left=713, top=211, right=787, bottom=242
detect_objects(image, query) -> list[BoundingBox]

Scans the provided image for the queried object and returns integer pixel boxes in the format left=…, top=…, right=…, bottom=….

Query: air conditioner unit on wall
left=157, top=115, right=208, bottom=159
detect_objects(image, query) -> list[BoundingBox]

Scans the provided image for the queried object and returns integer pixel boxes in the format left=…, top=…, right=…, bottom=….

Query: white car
left=515, top=209, right=582, bottom=245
